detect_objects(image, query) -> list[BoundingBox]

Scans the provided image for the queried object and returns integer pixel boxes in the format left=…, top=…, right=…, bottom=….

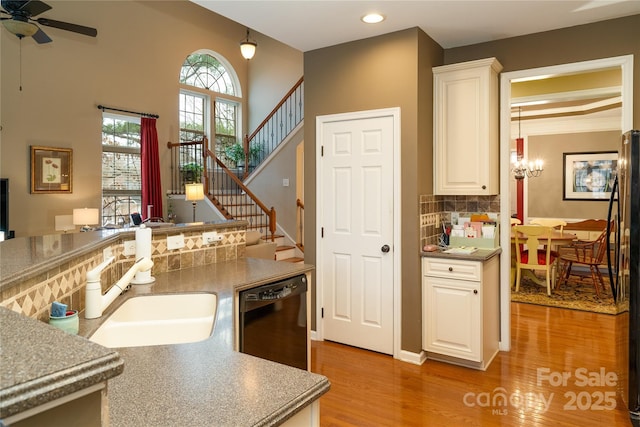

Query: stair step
left=279, top=257, right=304, bottom=264
left=275, top=245, right=296, bottom=261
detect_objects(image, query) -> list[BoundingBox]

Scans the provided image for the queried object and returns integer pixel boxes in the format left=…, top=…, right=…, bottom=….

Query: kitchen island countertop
left=2, top=257, right=329, bottom=426
left=93, top=257, right=328, bottom=427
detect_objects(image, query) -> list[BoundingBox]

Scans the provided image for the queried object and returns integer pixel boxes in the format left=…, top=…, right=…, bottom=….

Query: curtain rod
left=97, top=105, right=159, bottom=119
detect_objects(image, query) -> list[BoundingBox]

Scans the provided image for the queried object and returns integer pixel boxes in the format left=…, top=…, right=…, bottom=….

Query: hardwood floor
left=311, top=302, right=632, bottom=426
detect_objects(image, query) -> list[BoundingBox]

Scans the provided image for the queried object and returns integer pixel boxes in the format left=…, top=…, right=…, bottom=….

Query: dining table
left=510, top=229, right=578, bottom=288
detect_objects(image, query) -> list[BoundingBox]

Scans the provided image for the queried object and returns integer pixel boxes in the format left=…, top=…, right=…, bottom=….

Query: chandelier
left=511, top=106, right=543, bottom=180
left=512, top=157, right=543, bottom=180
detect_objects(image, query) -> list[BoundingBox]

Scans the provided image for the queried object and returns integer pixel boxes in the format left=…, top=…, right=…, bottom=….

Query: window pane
left=179, top=92, right=206, bottom=142
left=102, top=152, right=141, bottom=191
left=102, top=115, right=141, bottom=225
left=180, top=53, right=236, bottom=96
left=102, top=195, right=142, bottom=227
left=102, top=117, right=141, bottom=147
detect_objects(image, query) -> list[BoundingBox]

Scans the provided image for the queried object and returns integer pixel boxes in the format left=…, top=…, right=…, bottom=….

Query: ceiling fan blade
left=1, top=0, right=51, bottom=17
left=36, top=17, right=96, bottom=37
left=31, top=24, right=50, bottom=43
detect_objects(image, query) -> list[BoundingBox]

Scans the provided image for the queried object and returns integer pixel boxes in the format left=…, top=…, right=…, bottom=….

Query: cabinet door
left=423, top=275, right=481, bottom=361
left=433, top=58, right=501, bottom=195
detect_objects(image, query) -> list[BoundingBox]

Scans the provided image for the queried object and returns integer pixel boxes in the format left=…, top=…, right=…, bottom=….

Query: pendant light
left=240, top=28, right=257, bottom=60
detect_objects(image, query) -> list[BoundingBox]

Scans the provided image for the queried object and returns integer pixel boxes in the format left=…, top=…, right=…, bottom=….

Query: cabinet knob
left=474, top=289, right=478, bottom=294
left=481, top=185, right=486, bottom=190
left=448, top=267, right=453, bottom=272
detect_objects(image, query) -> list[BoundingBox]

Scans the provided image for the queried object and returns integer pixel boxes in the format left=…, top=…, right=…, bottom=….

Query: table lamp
left=184, top=183, right=204, bottom=222
left=73, top=208, right=99, bottom=232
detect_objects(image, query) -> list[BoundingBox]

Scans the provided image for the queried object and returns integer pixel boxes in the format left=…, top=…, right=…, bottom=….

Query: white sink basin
left=89, top=293, right=217, bottom=348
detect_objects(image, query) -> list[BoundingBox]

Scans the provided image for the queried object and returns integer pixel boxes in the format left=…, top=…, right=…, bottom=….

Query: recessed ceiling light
left=361, top=13, right=385, bottom=24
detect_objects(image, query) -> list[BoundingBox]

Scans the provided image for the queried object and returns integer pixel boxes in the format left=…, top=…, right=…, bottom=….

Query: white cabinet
left=433, top=57, right=503, bottom=195
left=422, top=255, right=499, bottom=370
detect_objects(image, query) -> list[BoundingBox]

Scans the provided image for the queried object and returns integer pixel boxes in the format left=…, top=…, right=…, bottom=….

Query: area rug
left=511, top=274, right=621, bottom=315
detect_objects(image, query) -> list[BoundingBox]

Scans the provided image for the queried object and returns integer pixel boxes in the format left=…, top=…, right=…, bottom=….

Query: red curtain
left=141, top=117, right=163, bottom=220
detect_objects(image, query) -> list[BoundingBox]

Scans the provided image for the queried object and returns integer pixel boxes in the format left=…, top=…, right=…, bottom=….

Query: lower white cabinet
left=422, top=254, right=499, bottom=370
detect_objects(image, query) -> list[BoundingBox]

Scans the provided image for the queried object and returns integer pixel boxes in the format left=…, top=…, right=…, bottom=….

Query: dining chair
left=530, top=218, right=567, bottom=233
left=513, top=225, right=556, bottom=296
left=510, top=217, right=521, bottom=226
left=529, top=218, right=567, bottom=278
left=556, top=225, right=610, bottom=298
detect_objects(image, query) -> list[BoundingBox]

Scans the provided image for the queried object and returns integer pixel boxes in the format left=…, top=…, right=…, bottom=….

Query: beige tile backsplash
left=0, top=228, right=245, bottom=321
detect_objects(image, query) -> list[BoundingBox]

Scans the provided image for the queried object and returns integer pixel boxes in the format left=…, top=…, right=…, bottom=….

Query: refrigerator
left=608, top=130, right=640, bottom=426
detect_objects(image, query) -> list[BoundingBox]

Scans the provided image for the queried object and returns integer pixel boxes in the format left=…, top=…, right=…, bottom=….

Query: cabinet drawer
left=422, top=257, right=481, bottom=281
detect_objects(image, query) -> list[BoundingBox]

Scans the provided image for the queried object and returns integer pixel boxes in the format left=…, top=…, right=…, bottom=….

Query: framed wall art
left=30, top=146, right=73, bottom=194
left=563, top=151, right=617, bottom=201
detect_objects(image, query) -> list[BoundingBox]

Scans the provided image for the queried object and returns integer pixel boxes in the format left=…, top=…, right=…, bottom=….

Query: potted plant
left=225, top=141, right=264, bottom=168
left=248, top=141, right=264, bottom=166
left=225, top=143, right=246, bottom=167
left=180, top=162, right=203, bottom=183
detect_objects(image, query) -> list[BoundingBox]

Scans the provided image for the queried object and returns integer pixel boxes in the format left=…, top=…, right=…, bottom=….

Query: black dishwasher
left=239, top=274, right=308, bottom=370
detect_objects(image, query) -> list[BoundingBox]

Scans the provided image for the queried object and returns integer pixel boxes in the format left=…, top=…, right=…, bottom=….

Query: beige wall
left=528, top=131, right=619, bottom=219
left=0, top=0, right=301, bottom=237
left=304, top=28, right=443, bottom=352
left=247, top=127, right=303, bottom=236
left=247, top=32, right=304, bottom=132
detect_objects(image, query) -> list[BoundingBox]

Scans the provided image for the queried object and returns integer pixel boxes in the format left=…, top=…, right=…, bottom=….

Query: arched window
left=179, top=52, right=237, bottom=96
left=179, top=51, right=241, bottom=166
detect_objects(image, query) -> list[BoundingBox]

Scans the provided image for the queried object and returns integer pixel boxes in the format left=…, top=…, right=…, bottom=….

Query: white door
left=317, top=111, right=396, bottom=355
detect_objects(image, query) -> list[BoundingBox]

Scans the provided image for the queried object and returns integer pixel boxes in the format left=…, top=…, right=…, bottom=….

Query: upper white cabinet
left=433, top=57, right=503, bottom=195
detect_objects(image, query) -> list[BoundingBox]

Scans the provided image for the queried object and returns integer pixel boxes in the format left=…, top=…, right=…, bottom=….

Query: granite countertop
left=421, top=247, right=502, bottom=262
left=0, top=220, right=240, bottom=291
left=0, top=308, right=124, bottom=420
left=1, top=257, right=330, bottom=426
left=81, top=257, right=329, bottom=427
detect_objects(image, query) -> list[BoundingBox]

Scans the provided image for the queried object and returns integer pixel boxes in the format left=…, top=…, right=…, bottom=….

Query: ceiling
left=192, top=0, right=640, bottom=51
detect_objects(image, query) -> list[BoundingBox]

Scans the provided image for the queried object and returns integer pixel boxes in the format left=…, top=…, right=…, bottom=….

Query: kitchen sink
left=89, top=293, right=217, bottom=348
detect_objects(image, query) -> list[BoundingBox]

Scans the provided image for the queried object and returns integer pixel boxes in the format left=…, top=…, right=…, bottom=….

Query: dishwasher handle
left=241, top=275, right=307, bottom=304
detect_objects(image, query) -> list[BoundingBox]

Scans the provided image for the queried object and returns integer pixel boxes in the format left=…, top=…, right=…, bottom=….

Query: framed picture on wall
left=563, top=151, right=617, bottom=201
left=30, top=146, right=73, bottom=194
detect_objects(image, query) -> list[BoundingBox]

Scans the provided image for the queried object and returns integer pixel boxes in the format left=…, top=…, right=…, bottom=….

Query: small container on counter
left=49, top=310, right=79, bottom=334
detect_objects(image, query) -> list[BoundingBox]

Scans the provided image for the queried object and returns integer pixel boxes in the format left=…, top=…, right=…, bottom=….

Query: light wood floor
left=311, top=302, right=631, bottom=426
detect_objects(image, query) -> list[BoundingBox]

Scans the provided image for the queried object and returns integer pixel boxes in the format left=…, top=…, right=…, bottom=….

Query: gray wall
left=304, top=28, right=442, bottom=352
left=528, top=131, right=619, bottom=219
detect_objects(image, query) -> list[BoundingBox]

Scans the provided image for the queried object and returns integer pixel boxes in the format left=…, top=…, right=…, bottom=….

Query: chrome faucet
left=85, top=256, right=154, bottom=319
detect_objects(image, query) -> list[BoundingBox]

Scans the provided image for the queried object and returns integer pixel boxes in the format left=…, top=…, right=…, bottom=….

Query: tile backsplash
left=1, top=227, right=247, bottom=322
left=420, top=194, right=500, bottom=247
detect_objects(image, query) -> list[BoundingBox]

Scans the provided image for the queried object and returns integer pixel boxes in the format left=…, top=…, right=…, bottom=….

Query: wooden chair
left=530, top=218, right=566, bottom=233
left=513, top=225, right=557, bottom=296
left=529, top=218, right=567, bottom=278
left=556, top=226, right=610, bottom=298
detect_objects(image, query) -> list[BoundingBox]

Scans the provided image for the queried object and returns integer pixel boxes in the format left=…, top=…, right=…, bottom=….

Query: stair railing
left=204, top=147, right=276, bottom=241
left=243, top=77, right=304, bottom=179
left=167, top=135, right=207, bottom=194
left=167, top=137, right=276, bottom=241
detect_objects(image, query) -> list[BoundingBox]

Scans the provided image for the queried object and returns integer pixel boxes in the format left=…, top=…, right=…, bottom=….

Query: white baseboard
left=397, top=349, right=427, bottom=365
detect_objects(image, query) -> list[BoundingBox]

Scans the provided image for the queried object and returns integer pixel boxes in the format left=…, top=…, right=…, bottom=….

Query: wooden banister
left=246, top=77, right=304, bottom=143
left=206, top=148, right=276, bottom=241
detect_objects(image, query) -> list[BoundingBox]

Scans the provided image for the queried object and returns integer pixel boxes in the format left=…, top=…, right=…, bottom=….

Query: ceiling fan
left=0, top=0, right=97, bottom=43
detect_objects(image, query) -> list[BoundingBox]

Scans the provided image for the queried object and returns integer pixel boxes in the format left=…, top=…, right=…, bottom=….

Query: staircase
left=270, top=235, right=304, bottom=264
left=168, top=77, right=305, bottom=263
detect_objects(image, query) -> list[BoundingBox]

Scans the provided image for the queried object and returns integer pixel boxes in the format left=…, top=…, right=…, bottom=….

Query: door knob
left=381, top=244, right=390, bottom=253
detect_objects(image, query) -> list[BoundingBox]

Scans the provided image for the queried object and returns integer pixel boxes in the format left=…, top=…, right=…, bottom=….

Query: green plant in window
left=225, top=142, right=264, bottom=167
left=180, top=162, right=203, bottom=183
left=225, top=143, right=245, bottom=167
